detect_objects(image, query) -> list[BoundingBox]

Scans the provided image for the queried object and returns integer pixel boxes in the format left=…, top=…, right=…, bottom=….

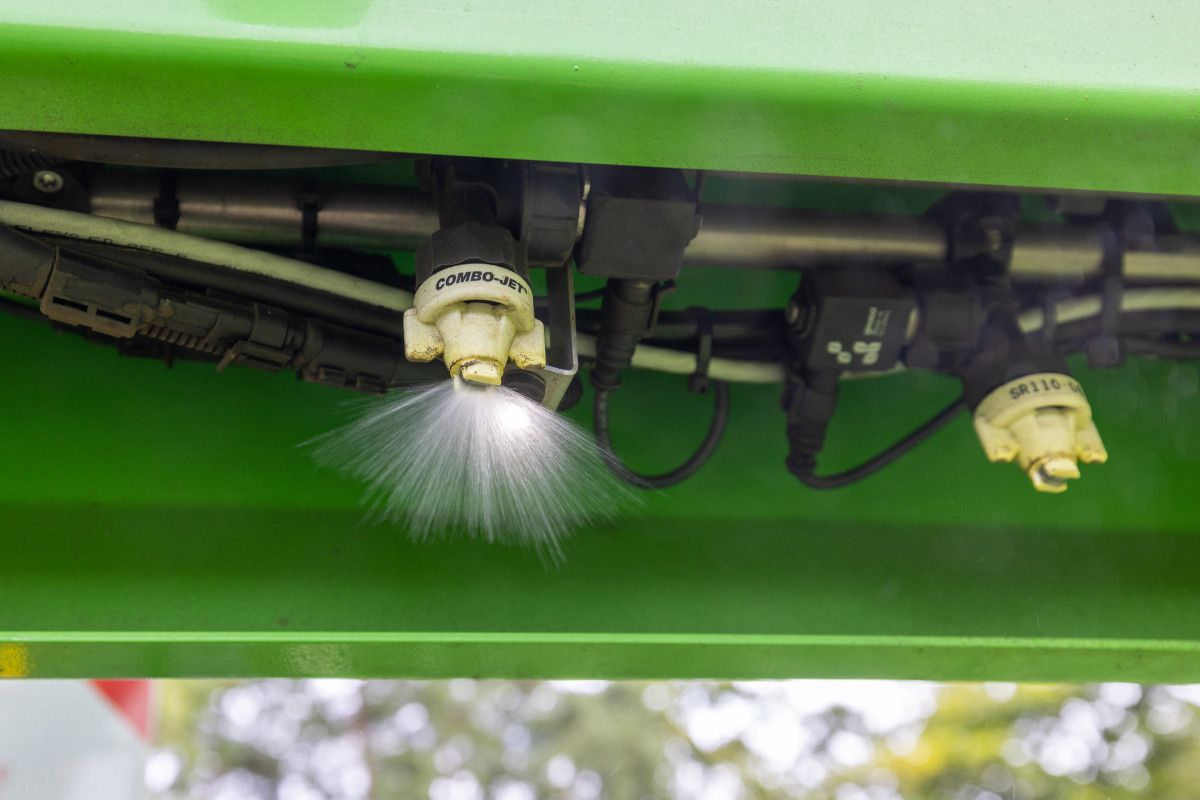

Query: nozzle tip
left=1029, top=457, right=1080, bottom=493
left=457, top=360, right=503, bottom=386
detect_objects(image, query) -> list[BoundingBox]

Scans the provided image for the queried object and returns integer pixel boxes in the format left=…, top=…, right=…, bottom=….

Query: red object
left=90, top=680, right=152, bottom=741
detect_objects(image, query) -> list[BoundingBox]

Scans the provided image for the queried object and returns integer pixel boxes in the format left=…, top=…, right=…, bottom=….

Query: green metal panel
left=2, top=308, right=1200, bottom=681
left=0, top=2, right=1197, bottom=194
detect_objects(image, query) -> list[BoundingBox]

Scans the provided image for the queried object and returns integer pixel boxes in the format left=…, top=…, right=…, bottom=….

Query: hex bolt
left=32, top=170, right=64, bottom=194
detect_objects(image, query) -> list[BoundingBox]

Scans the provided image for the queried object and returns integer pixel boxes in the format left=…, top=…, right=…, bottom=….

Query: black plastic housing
left=575, top=167, right=699, bottom=281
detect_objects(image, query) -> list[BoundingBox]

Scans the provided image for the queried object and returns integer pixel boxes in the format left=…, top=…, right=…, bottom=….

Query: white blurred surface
left=0, top=681, right=147, bottom=800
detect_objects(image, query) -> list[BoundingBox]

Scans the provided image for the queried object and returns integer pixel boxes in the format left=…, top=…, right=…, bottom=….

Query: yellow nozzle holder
left=973, top=372, right=1108, bottom=493
left=402, top=262, right=546, bottom=386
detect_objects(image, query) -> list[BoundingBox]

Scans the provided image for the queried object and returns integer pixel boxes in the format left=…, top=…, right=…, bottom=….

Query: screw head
left=32, top=170, right=64, bottom=194
left=984, top=227, right=1003, bottom=252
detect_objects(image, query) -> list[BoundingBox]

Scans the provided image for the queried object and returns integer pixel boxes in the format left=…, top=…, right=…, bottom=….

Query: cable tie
left=1084, top=226, right=1125, bottom=368
left=152, top=171, right=180, bottom=230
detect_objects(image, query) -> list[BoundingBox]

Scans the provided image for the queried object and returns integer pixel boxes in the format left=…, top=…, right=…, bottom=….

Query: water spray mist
left=313, top=222, right=632, bottom=556
left=313, top=378, right=630, bottom=558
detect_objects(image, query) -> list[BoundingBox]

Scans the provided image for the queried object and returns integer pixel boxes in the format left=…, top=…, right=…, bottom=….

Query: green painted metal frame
left=0, top=2, right=1198, bottom=195
left=2, top=314, right=1200, bottom=681
left=1, top=2, right=1200, bottom=679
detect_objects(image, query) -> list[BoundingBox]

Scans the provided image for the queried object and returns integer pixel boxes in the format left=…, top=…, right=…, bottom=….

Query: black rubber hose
left=594, top=380, right=731, bottom=489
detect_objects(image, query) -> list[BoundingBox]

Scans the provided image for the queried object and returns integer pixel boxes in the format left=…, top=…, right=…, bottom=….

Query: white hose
left=582, top=288, right=1200, bottom=384
left=9, top=199, right=1200, bottom=383
left=0, top=199, right=784, bottom=383
left=0, top=199, right=414, bottom=313
left=1017, top=288, right=1200, bottom=331
left=575, top=333, right=785, bottom=383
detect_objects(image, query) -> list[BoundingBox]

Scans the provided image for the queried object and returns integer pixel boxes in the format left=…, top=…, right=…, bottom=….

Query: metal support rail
left=88, top=170, right=1200, bottom=283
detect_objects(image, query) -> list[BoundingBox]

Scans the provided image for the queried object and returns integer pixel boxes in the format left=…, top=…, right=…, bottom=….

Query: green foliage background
left=149, top=680, right=1200, bottom=799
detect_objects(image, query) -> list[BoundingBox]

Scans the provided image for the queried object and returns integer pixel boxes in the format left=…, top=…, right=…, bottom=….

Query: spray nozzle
left=403, top=263, right=546, bottom=385
left=405, top=225, right=547, bottom=385
left=972, top=373, right=1107, bottom=492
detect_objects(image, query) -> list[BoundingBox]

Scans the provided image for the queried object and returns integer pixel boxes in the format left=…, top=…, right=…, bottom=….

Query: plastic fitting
left=403, top=262, right=545, bottom=385
left=972, top=372, right=1108, bottom=493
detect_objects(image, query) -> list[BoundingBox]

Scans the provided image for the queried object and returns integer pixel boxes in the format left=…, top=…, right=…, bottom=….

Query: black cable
left=594, top=380, right=731, bottom=489
left=797, top=306, right=1200, bottom=491
left=784, top=306, right=1200, bottom=492
left=791, top=395, right=967, bottom=489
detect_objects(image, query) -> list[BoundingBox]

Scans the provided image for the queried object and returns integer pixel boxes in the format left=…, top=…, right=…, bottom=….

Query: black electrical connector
left=575, top=167, right=699, bottom=281
left=589, top=277, right=731, bottom=488
left=0, top=225, right=444, bottom=392
left=782, top=369, right=841, bottom=479
left=781, top=270, right=921, bottom=487
left=589, top=279, right=657, bottom=393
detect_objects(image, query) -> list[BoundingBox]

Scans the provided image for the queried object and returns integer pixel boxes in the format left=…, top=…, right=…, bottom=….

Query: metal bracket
left=528, top=266, right=578, bottom=410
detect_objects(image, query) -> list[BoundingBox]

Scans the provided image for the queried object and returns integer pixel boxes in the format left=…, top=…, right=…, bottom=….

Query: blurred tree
left=863, top=683, right=1200, bottom=800
left=150, top=679, right=1200, bottom=800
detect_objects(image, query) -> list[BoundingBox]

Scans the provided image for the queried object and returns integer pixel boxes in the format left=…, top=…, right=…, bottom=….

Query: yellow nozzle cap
left=973, top=373, right=1107, bottom=493
left=456, top=359, right=503, bottom=386
left=402, top=263, right=546, bottom=381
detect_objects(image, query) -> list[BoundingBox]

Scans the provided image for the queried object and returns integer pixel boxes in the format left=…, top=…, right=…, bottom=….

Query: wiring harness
left=3, top=148, right=1200, bottom=494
